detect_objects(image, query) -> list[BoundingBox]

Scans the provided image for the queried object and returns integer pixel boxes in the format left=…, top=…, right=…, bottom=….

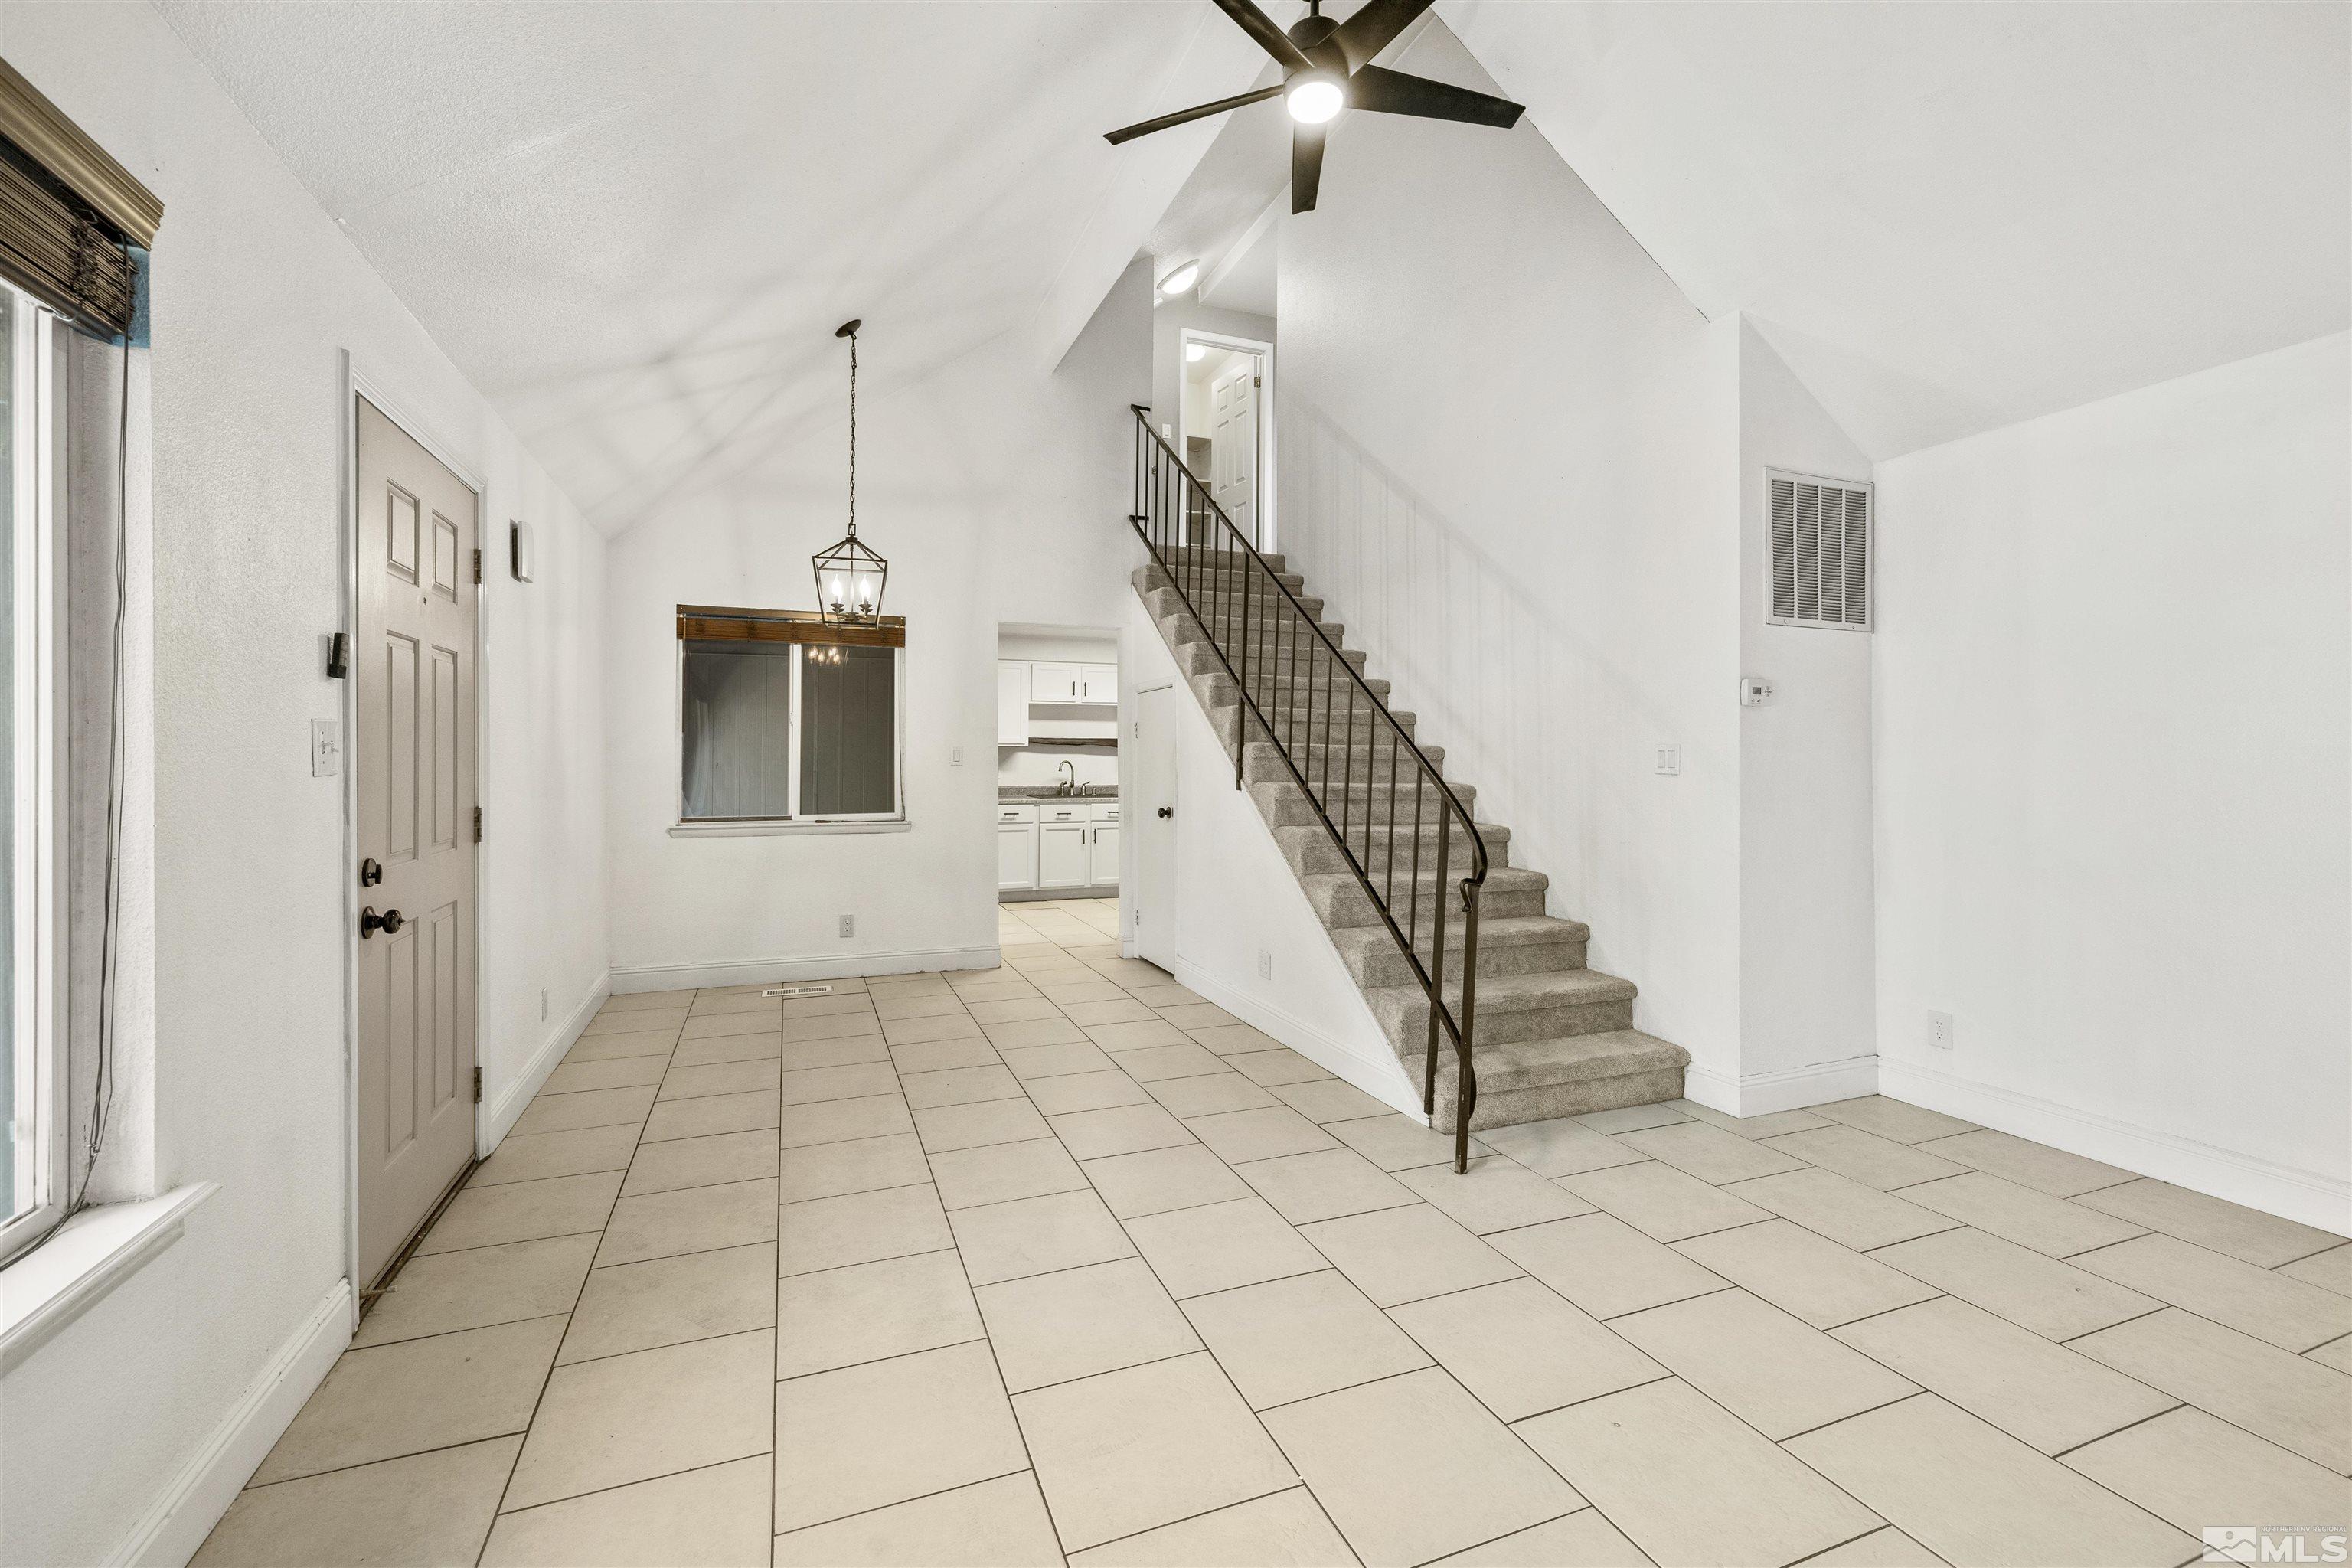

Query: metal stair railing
left=1127, top=406, right=1489, bottom=1171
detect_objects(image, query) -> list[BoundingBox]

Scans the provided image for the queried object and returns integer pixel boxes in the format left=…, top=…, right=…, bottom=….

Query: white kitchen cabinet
left=1031, top=662, right=1083, bottom=703
left=1038, top=821, right=1091, bottom=888
left=996, top=662, right=1030, bottom=746
left=1089, top=821, right=1120, bottom=885
left=1080, top=664, right=1119, bottom=705
left=998, top=803, right=1038, bottom=890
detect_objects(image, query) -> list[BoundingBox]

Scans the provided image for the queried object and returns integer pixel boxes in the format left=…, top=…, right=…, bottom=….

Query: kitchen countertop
left=998, top=787, right=1120, bottom=802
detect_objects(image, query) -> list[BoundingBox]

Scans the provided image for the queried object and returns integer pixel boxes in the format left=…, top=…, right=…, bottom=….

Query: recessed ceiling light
left=1285, top=71, right=1344, bottom=125
left=1158, top=260, right=1200, bottom=296
left=1185, top=342, right=1207, bottom=363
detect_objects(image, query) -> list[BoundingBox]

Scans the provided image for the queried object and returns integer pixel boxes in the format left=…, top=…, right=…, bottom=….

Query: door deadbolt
left=360, top=906, right=406, bottom=937
left=359, top=858, right=382, bottom=887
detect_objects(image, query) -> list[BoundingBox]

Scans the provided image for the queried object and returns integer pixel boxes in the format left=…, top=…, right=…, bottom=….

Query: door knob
left=360, top=906, right=406, bottom=937
left=1156, top=807, right=1173, bottom=818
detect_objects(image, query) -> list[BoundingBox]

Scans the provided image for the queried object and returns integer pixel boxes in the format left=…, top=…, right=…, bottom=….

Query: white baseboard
left=1881, top=1058, right=2352, bottom=1236
left=481, top=974, right=609, bottom=1156
left=1171, top=959, right=1422, bottom=1119
left=1684, top=1054, right=1880, bottom=1119
left=610, top=944, right=1001, bottom=995
left=111, top=1277, right=352, bottom=1568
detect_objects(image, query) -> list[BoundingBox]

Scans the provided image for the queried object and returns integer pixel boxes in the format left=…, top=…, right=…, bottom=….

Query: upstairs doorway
left=1178, top=331, right=1273, bottom=551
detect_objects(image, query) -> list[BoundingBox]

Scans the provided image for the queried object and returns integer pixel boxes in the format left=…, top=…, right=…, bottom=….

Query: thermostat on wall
left=509, top=519, right=535, bottom=583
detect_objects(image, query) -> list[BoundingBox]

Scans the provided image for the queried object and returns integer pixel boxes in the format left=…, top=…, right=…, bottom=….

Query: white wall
left=1733, top=319, right=1878, bottom=1107
left=1272, top=20, right=1746, bottom=1089
left=603, top=263, right=1151, bottom=990
left=0, top=6, right=609, bottom=1563
left=1873, top=332, right=2351, bottom=1230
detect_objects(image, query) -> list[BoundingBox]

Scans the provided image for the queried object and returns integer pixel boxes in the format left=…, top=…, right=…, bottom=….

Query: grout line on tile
left=2045, top=1401, right=2187, bottom=1459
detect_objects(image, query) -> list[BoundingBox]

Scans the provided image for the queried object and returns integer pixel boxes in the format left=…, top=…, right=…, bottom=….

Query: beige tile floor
left=196, top=897, right=2352, bottom=1567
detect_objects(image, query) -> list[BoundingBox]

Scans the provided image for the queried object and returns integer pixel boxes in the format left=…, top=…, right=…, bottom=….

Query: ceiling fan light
left=1157, top=259, right=1201, bottom=296
left=1286, top=73, right=1344, bottom=125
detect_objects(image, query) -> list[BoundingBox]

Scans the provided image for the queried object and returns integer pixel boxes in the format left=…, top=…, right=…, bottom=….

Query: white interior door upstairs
left=1210, top=362, right=1258, bottom=544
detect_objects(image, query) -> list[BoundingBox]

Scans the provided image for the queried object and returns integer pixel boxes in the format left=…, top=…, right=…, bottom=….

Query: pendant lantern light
left=812, top=318, right=887, bottom=626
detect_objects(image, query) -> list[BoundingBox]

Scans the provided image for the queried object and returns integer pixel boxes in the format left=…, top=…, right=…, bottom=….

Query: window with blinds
left=677, top=607, right=904, bottom=822
left=1768, top=470, right=1873, bottom=631
left=0, top=60, right=159, bottom=340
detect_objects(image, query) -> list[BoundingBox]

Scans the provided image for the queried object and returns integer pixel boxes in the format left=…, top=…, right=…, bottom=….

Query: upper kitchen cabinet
left=997, top=661, right=1031, bottom=746
left=1031, top=662, right=1084, bottom=703
left=1079, top=664, right=1117, bottom=704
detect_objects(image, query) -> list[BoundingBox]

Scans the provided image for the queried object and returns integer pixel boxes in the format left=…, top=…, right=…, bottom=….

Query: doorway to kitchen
left=1178, top=330, right=1273, bottom=550
left=996, top=623, right=1120, bottom=902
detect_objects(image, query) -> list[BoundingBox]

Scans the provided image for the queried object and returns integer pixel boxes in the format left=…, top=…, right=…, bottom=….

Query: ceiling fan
left=1103, top=0, right=1524, bottom=214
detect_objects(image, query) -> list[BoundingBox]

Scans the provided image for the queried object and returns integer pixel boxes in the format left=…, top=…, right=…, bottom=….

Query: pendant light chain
left=845, top=324, right=858, bottom=537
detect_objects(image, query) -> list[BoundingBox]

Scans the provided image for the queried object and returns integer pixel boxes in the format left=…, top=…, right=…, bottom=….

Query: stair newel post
left=1454, top=874, right=1484, bottom=1174
left=1424, top=808, right=1451, bottom=1118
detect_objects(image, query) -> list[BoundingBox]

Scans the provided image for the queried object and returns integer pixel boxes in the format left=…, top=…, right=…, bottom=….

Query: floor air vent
left=1769, top=469, right=1873, bottom=630
left=763, top=985, right=835, bottom=998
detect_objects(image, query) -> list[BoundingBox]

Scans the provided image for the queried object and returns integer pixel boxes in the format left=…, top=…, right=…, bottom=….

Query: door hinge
left=473, top=806, right=483, bottom=843
left=472, top=1065, right=483, bottom=1103
left=472, top=547, right=483, bottom=584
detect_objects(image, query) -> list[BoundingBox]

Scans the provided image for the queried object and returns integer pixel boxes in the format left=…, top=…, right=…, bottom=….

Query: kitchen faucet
left=1057, top=760, right=1076, bottom=797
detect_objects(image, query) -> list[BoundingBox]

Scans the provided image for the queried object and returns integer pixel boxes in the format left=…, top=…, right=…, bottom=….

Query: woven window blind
left=0, top=58, right=161, bottom=336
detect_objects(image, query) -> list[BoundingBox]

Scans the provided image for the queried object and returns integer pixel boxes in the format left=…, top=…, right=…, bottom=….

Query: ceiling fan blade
left=1213, top=0, right=1310, bottom=69
left=1292, top=121, right=1327, bottom=214
left=1104, top=84, right=1283, bottom=145
left=1347, top=64, right=1524, bottom=129
left=1332, top=0, right=1433, bottom=71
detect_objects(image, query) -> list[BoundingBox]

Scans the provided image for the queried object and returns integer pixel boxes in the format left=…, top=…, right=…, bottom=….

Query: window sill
left=669, top=820, right=913, bottom=838
left=0, top=1182, right=220, bottom=1374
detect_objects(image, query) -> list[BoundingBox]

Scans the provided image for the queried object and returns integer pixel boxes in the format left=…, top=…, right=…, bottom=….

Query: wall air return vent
left=1767, top=470, right=1873, bottom=631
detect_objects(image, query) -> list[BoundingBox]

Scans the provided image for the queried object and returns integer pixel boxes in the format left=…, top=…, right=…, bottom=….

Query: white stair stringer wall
left=1120, top=585, right=1425, bottom=1116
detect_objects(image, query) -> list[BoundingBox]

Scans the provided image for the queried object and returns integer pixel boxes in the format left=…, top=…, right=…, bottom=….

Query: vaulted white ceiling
left=162, top=0, right=2348, bottom=517
left=1450, top=0, right=2351, bottom=457
left=158, top=0, right=1240, bottom=529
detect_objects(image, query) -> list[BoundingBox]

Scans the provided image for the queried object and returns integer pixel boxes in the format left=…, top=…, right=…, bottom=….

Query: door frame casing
left=336, top=351, right=492, bottom=1325
left=1174, top=328, right=1276, bottom=551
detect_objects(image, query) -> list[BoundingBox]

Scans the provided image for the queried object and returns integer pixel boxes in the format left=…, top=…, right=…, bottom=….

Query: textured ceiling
left=160, top=0, right=1218, bottom=529
left=1450, top=0, right=2352, bottom=458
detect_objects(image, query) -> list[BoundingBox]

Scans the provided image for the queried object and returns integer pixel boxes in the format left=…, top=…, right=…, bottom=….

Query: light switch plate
left=1655, top=746, right=1680, bottom=776
left=310, top=718, right=341, bottom=778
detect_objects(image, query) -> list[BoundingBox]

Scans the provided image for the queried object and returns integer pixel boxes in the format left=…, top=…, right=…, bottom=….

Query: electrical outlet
left=839, top=913, right=855, bottom=939
left=540, top=988, right=550, bottom=1021
left=1927, top=1010, right=1955, bottom=1050
left=1655, top=746, right=1680, bottom=776
left=1257, top=949, right=1273, bottom=981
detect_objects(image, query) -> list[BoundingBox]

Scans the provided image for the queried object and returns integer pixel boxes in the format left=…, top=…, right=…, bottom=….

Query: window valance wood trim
left=0, top=57, right=161, bottom=336
left=678, top=605, right=906, bottom=649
